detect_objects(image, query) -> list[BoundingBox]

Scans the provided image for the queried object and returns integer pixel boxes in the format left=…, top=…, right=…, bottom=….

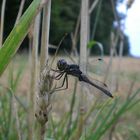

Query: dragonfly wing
left=87, top=58, right=108, bottom=76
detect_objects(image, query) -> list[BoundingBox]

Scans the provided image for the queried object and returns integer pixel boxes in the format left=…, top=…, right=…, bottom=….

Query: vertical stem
left=103, top=31, right=119, bottom=84
left=29, top=13, right=40, bottom=140
left=79, top=0, right=89, bottom=137
left=40, top=124, right=46, bottom=140
left=80, top=0, right=89, bottom=73
left=0, top=0, right=6, bottom=47
left=40, top=0, right=51, bottom=71
left=66, top=79, right=78, bottom=138
left=15, top=0, right=26, bottom=25
left=91, top=0, right=102, bottom=40
left=13, top=99, right=22, bottom=140
left=89, top=0, right=99, bottom=14
left=38, top=1, right=51, bottom=140
left=71, top=13, right=80, bottom=56
left=80, top=0, right=89, bottom=109
left=79, top=0, right=89, bottom=113
left=116, top=37, right=124, bottom=91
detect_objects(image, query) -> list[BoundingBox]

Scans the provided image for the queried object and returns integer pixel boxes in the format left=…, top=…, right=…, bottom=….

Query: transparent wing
left=86, top=75, right=109, bottom=89
left=87, top=58, right=108, bottom=76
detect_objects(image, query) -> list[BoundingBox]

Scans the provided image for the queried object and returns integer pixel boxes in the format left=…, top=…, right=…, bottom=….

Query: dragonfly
left=51, top=59, right=113, bottom=98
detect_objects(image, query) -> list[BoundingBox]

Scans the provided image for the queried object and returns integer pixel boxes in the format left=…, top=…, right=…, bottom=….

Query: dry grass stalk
left=35, top=1, right=52, bottom=139
left=88, top=0, right=99, bottom=44
left=40, top=0, right=51, bottom=71
left=28, top=13, right=41, bottom=140
left=71, top=13, right=80, bottom=56
left=110, top=0, right=126, bottom=92
left=35, top=65, right=55, bottom=140
left=15, top=0, right=26, bottom=25
left=89, top=0, right=99, bottom=14
left=80, top=0, right=88, bottom=73
left=78, top=0, right=89, bottom=138
left=116, top=37, right=124, bottom=91
left=103, top=31, right=119, bottom=88
left=0, top=0, right=6, bottom=47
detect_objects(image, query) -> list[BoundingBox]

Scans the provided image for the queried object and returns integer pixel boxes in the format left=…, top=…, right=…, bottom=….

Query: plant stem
left=80, top=0, right=89, bottom=72
left=28, top=12, right=40, bottom=140
left=40, top=0, right=51, bottom=71
left=15, top=0, right=26, bottom=25
left=0, top=0, right=6, bottom=47
left=35, top=1, right=52, bottom=140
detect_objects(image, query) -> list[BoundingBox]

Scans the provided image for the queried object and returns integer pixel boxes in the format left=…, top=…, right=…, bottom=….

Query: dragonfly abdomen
left=79, top=74, right=113, bottom=98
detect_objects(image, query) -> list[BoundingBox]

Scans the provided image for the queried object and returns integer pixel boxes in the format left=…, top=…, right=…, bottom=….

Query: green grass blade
left=0, top=0, right=44, bottom=76
left=96, top=89, right=140, bottom=140
left=90, top=98, right=118, bottom=140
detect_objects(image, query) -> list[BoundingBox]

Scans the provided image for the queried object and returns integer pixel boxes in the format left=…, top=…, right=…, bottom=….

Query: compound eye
left=57, top=59, right=67, bottom=70
left=61, top=59, right=67, bottom=66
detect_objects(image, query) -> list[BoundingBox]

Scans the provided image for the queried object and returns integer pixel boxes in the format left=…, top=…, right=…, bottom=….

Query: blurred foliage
left=87, top=41, right=97, bottom=49
left=49, top=0, right=81, bottom=52
left=90, top=0, right=114, bottom=55
left=0, top=0, right=130, bottom=55
left=116, top=35, right=130, bottom=55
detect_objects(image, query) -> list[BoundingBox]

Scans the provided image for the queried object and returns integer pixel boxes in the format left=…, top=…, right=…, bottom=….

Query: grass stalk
left=71, top=13, right=80, bottom=56
left=40, top=0, right=51, bottom=71
left=12, top=91, right=22, bottom=140
left=28, top=12, right=40, bottom=140
left=90, top=0, right=102, bottom=40
left=0, top=0, right=6, bottom=47
left=80, top=0, right=88, bottom=72
left=89, top=0, right=99, bottom=14
left=116, top=38, right=124, bottom=91
left=15, top=0, right=26, bottom=25
left=35, top=1, right=52, bottom=140
left=79, top=0, right=89, bottom=108
left=65, top=79, right=78, bottom=139
left=103, top=31, right=119, bottom=85
left=110, top=0, right=126, bottom=92
left=93, top=89, right=140, bottom=140
left=127, top=75, right=136, bottom=99
left=7, top=61, right=24, bottom=140
left=35, top=65, right=55, bottom=140
left=77, top=0, right=89, bottom=139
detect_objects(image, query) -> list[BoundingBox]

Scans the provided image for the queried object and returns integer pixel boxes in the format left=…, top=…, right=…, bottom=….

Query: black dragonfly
left=51, top=59, right=113, bottom=98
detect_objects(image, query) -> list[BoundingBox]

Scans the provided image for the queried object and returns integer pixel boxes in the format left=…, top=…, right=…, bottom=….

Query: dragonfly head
left=57, top=59, right=68, bottom=71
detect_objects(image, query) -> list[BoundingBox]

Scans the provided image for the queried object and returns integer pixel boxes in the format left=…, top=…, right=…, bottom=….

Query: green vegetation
left=0, top=0, right=43, bottom=76
left=0, top=0, right=130, bottom=55
left=0, top=0, right=139, bottom=140
left=0, top=59, right=140, bottom=139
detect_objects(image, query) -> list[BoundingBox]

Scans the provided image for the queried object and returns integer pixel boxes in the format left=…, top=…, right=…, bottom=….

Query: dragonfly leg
left=51, top=68, right=65, bottom=80
left=65, top=75, right=68, bottom=89
left=54, top=74, right=68, bottom=92
left=55, top=72, right=65, bottom=80
left=50, top=68, right=61, bottom=73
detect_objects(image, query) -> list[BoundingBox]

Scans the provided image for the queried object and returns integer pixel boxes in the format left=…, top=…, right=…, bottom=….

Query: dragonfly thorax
left=57, top=59, right=68, bottom=71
